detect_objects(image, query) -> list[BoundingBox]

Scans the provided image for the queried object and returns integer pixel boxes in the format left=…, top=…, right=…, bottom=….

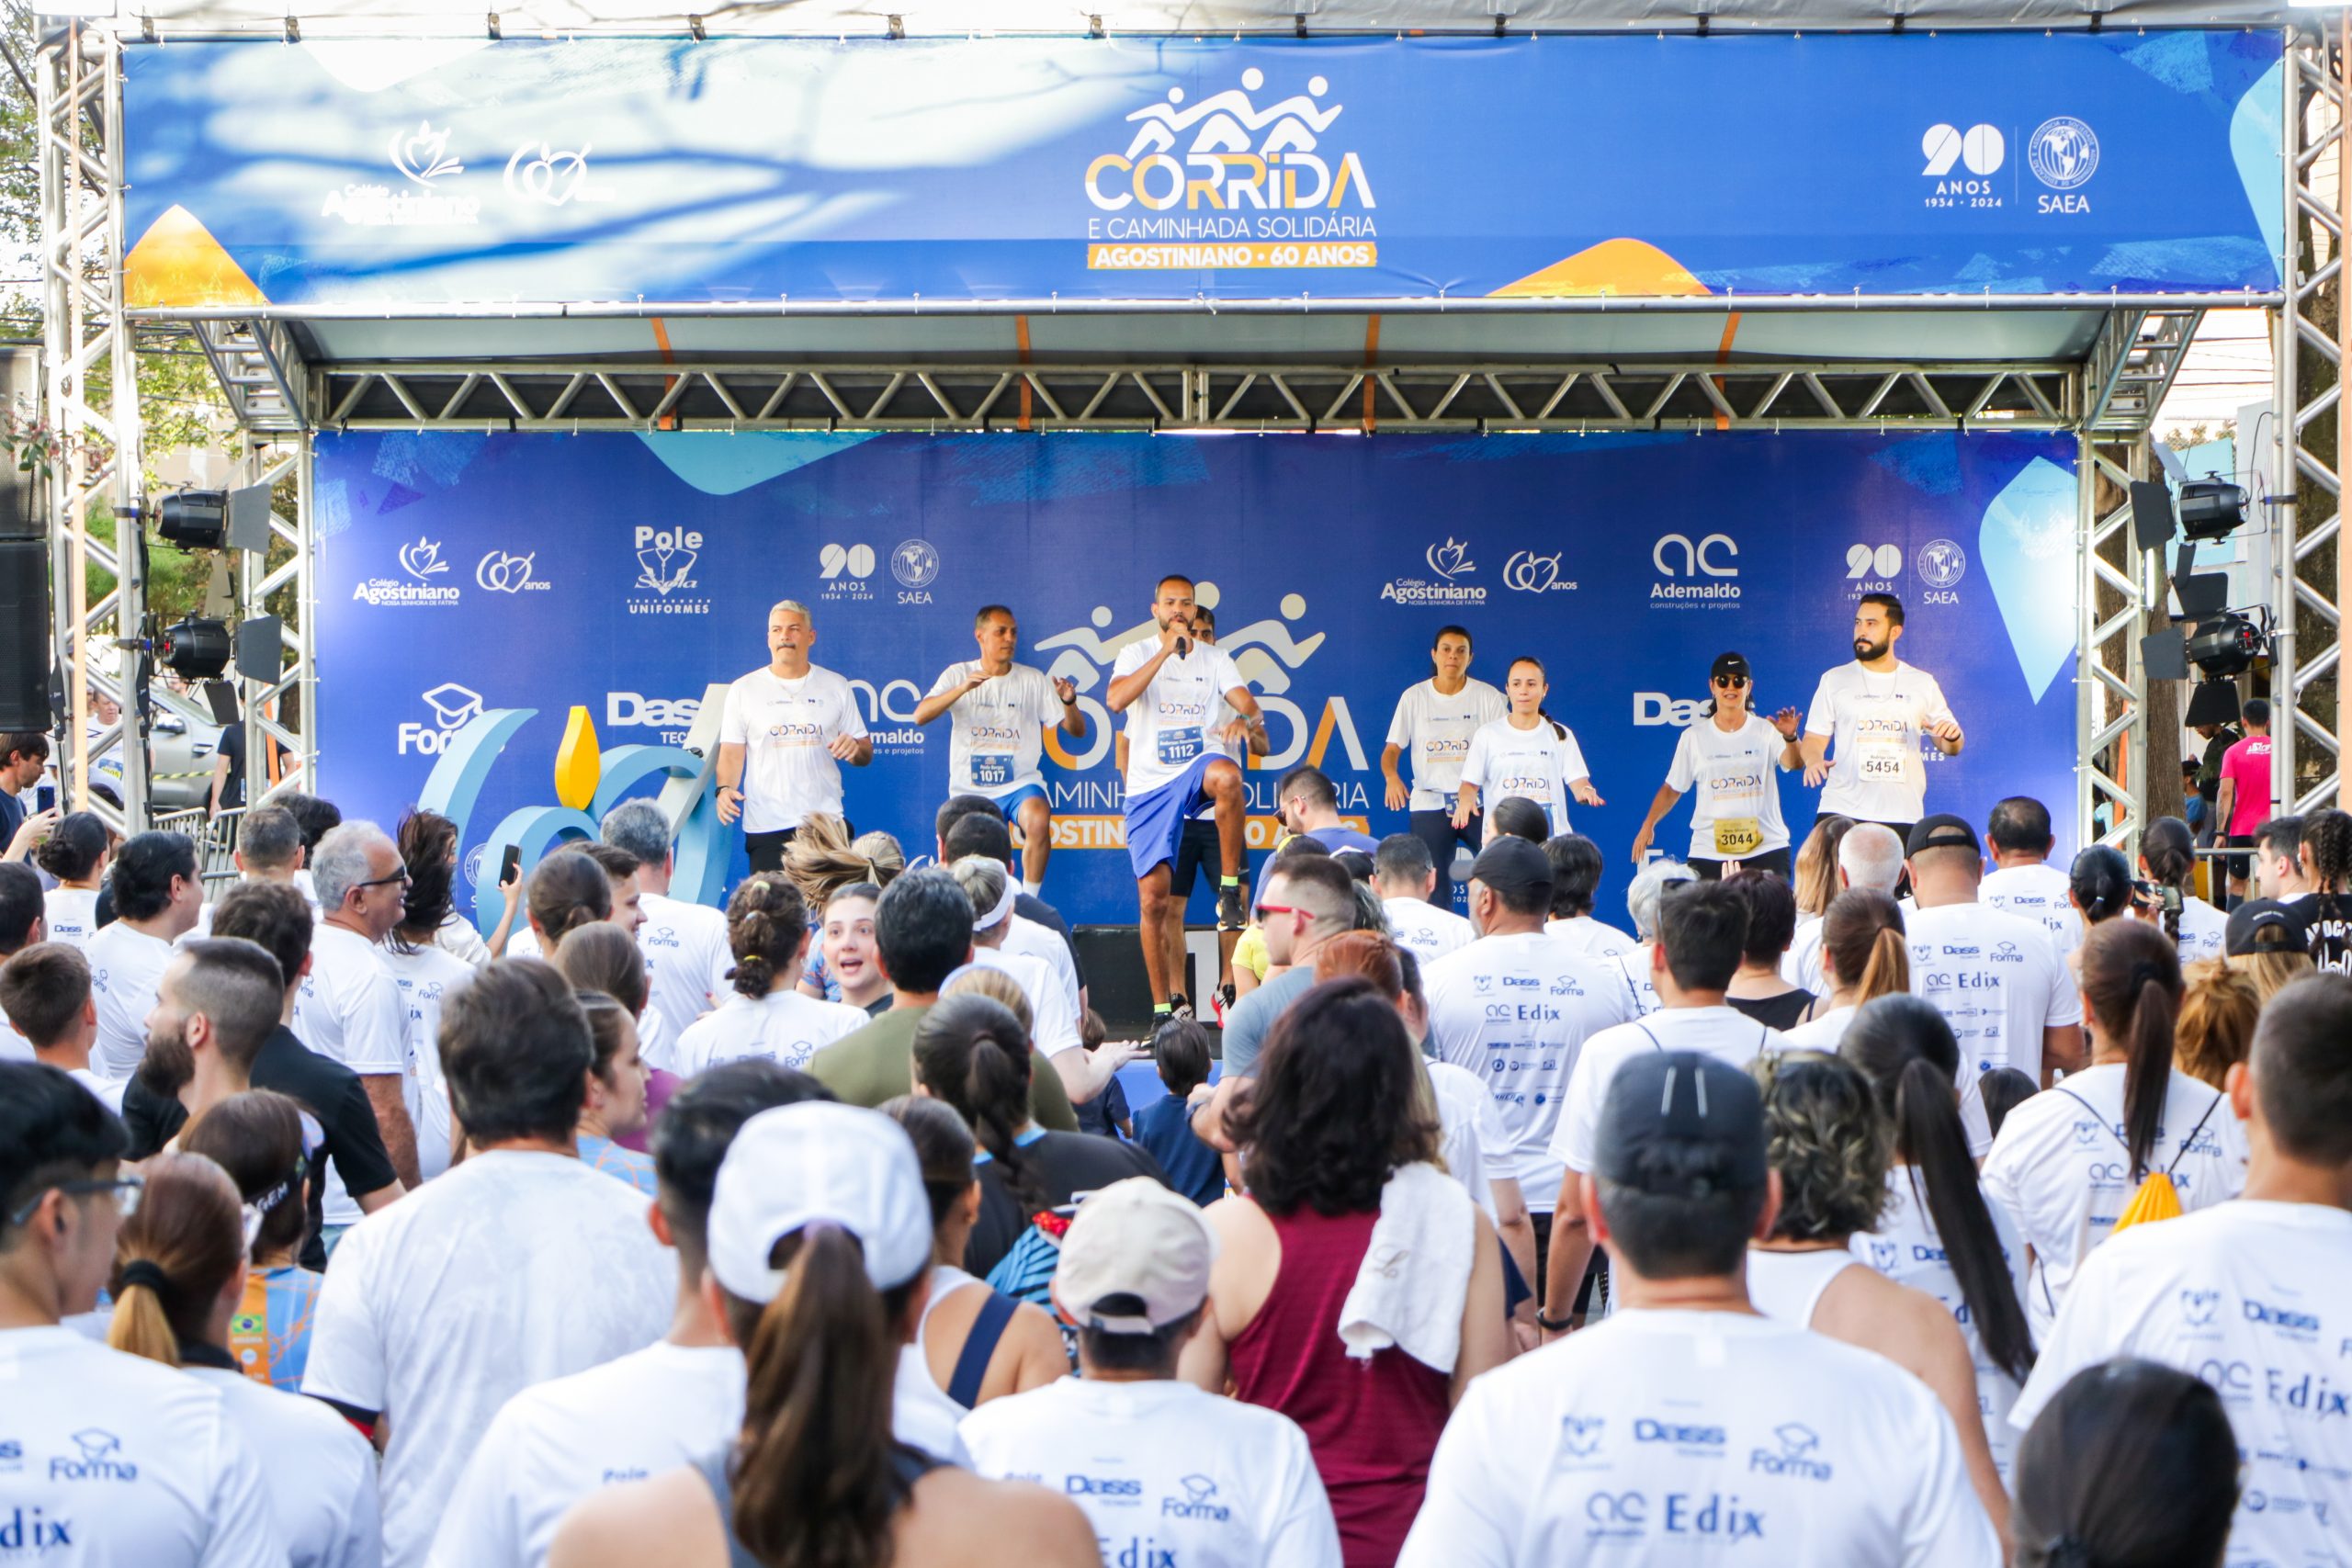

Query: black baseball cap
left=1709, top=652, right=1752, bottom=683
left=1905, top=814, right=1982, bottom=857
left=2226, top=898, right=2308, bottom=956
left=1593, top=1051, right=1768, bottom=1197
left=1467, top=836, right=1554, bottom=899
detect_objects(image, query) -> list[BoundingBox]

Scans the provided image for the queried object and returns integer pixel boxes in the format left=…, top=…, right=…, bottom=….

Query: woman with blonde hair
left=108, top=1151, right=382, bottom=1566
left=1782, top=888, right=1906, bottom=1045
left=2175, top=959, right=2260, bottom=1089
left=787, top=817, right=905, bottom=1001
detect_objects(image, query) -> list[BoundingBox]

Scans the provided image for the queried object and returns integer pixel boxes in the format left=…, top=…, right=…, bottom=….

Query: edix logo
left=1634, top=1418, right=1725, bottom=1450
left=1584, top=1492, right=1764, bottom=1540
left=0, top=1507, right=71, bottom=1551
left=1068, top=1475, right=1145, bottom=1499
left=2245, top=1300, right=2323, bottom=1337
left=1162, top=1473, right=1231, bottom=1522
left=1560, top=1415, right=1606, bottom=1459
left=1749, top=1424, right=1832, bottom=1483
left=50, top=1429, right=136, bottom=1483
left=2180, top=1290, right=2222, bottom=1328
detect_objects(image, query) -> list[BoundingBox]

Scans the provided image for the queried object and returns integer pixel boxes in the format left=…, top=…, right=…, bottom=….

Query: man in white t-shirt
left=304, top=960, right=673, bottom=1568
left=1783, top=822, right=1905, bottom=992
left=600, top=801, right=732, bottom=1044
left=430, top=1060, right=839, bottom=1568
left=1422, top=837, right=1632, bottom=1283
left=1401, top=1050, right=1998, bottom=1568
left=304, top=820, right=422, bottom=1190
left=182, top=803, right=311, bottom=942
left=0, top=862, right=44, bottom=1061
left=1902, top=816, right=2083, bottom=1087
left=2012, top=976, right=2352, bottom=1568
left=83, top=829, right=202, bottom=1077
left=912, top=604, right=1088, bottom=897
left=0, top=942, right=119, bottom=1108
left=1375, top=833, right=1474, bottom=965
left=1799, top=593, right=1962, bottom=839
left=1105, top=574, right=1269, bottom=1016
left=714, top=599, right=873, bottom=873
left=963, top=1178, right=1342, bottom=1568
left=1975, top=795, right=2083, bottom=964
left=1544, top=880, right=1785, bottom=1328
left=0, top=1059, right=286, bottom=1565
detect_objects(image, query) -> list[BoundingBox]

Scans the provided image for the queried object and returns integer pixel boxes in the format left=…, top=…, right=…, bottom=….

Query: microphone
left=1175, top=635, right=1191, bottom=657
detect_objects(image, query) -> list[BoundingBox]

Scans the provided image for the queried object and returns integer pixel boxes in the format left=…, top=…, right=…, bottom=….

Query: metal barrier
left=153, top=807, right=245, bottom=896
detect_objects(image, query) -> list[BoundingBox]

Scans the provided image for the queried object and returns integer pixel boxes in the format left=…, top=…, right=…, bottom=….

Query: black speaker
left=1072, top=923, right=1222, bottom=1044
left=0, top=538, right=50, bottom=732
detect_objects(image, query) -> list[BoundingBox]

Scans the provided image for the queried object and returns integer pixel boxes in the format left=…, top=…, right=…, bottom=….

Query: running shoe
left=1168, top=991, right=1195, bottom=1021
left=1217, top=882, right=1247, bottom=931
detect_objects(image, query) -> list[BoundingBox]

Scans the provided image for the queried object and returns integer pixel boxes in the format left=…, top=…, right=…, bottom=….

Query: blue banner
left=124, top=31, right=2280, bottom=306
left=314, top=429, right=2082, bottom=928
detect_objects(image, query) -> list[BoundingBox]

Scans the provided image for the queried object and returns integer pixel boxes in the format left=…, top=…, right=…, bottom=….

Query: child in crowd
left=1132, top=1018, right=1224, bottom=1206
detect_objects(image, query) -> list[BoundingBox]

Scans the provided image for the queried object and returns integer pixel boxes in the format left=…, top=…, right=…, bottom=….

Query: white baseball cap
left=706, top=1102, right=933, bottom=1302
left=1052, top=1177, right=1219, bottom=1334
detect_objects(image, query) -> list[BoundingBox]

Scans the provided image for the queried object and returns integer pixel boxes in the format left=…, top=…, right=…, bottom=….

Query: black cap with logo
left=1593, top=1051, right=1768, bottom=1198
left=2226, top=898, right=2308, bottom=956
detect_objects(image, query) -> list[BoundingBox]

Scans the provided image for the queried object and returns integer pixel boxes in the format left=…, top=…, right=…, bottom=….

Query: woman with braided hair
left=2280, top=805, right=2352, bottom=973
left=671, top=874, right=869, bottom=1077
left=2139, top=815, right=2226, bottom=962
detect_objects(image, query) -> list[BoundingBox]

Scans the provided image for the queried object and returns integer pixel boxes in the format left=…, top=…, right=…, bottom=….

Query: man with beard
left=133, top=936, right=288, bottom=1134
left=1105, top=574, right=1268, bottom=1021
left=1797, top=593, right=1963, bottom=844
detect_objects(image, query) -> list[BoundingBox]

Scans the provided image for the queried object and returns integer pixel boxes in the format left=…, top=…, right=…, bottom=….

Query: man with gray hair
left=306, top=819, right=420, bottom=1190
left=1609, top=854, right=1699, bottom=1016
left=713, top=599, right=872, bottom=872
left=600, top=800, right=732, bottom=1042
left=1783, top=821, right=1905, bottom=992
left=186, top=802, right=311, bottom=941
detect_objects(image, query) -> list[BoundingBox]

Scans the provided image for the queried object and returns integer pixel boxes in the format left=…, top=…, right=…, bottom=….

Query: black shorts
left=1169, top=817, right=1223, bottom=899
left=2224, top=832, right=2256, bottom=882
left=1689, top=848, right=1793, bottom=881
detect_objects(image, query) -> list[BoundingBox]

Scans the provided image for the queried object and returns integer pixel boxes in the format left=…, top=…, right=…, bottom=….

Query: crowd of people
left=0, top=588, right=2346, bottom=1568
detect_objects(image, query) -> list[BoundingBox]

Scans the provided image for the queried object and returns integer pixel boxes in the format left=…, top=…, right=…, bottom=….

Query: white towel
left=1338, top=1160, right=1476, bottom=1374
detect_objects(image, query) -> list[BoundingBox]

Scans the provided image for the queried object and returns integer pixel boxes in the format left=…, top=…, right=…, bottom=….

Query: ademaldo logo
left=1084, top=69, right=1377, bottom=274
left=1649, top=533, right=1739, bottom=610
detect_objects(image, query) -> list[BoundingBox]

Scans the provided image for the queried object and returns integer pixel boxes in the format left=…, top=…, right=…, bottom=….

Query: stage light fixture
left=2177, top=477, right=2249, bottom=542
left=156, top=490, right=228, bottom=550
left=158, top=616, right=232, bottom=681
left=2186, top=613, right=2264, bottom=681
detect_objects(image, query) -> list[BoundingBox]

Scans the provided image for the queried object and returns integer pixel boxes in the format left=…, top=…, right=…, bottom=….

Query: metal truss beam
left=311, top=359, right=2082, bottom=433
left=2286, top=34, right=2345, bottom=815
left=40, top=21, right=146, bottom=829
left=233, top=440, right=317, bottom=807
left=195, top=319, right=309, bottom=433
left=2079, top=441, right=2156, bottom=849
left=2085, top=309, right=2207, bottom=434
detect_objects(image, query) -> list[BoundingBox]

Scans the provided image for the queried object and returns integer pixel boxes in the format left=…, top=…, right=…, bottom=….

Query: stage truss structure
left=34, top=17, right=2330, bottom=851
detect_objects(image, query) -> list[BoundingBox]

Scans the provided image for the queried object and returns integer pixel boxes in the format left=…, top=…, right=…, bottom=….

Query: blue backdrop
left=316, top=429, right=2082, bottom=927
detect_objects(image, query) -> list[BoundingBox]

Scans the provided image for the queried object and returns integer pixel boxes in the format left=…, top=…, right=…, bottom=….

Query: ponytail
left=2078, top=919, right=2184, bottom=1182
left=1841, top=997, right=2036, bottom=1386
left=725, top=874, right=809, bottom=1001
left=107, top=1152, right=246, bottom=1370
left=2068, top=845, right=2133, bottom=926
left=526, top=850, right=611, bottom=945
left=2142, top=817, right=2194, bottom=945
left=729, top=1225, right=914, bottom=1568
left=1823, top=888, right=1907, bottom=1002
left=912, top=993, right=1050, bottom=1220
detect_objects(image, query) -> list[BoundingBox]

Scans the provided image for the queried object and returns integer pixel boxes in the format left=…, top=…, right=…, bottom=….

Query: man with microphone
left=714, top=600, right=872, bottom=872
left=1106, top=574, right=1267, bottom=1021
left=1797, top=592, right=1962, bottom=845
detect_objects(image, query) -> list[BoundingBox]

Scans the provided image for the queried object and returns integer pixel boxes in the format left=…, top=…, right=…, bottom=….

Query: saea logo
left=1917, top=538, right=1967, bottom=591
left=891, top=539, right=941, bottom=592
left=2028, top=117, right=2099, bottom=190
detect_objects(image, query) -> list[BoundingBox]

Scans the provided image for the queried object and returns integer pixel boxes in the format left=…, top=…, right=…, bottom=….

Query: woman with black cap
left=1628, top=651, right=1804, bottom=879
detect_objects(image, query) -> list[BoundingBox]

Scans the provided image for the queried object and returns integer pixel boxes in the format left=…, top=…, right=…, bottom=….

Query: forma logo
left=1922, top=123, right=2007, bottom=177
left=399, top=682, right=485, bottom=756
left=1651, top=534, right=1739, bottom=609
left=1749, top=1423, right=1832, bottom=1483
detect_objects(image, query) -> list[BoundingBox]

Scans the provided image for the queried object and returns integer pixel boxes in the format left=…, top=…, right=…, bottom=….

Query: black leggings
left=1409, top=809, right=1483, bottom=905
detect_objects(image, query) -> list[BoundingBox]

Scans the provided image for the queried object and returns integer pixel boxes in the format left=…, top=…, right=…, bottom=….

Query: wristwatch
left=1533, top=1309, right=1576, bottom=1334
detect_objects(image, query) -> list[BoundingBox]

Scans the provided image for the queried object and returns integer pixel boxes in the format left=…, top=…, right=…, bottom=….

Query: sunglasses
left=1253, top=903, right=1303, bottom=924
left=1712, top=673, right=1750, bottom=688
left=353, top=867, right=413, bottom=891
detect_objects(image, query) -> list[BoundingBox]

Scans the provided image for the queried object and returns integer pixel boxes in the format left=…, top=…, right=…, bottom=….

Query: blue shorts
left=993, top=783, right=1048, bottom=820
left=1125, top=755, right=1217, bottom=882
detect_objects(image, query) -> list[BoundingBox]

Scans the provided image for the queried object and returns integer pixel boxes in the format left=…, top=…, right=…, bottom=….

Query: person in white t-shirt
left=0, top=942, right=122, bottom=1108
left=1982, top=919, right=2248, bottom=1338
left=600, top=800, right=733, bottom=1041
left=1798, top=593, right=1962, bottom=837
left=1421, top=838, right=1632, bottom=1277
left=714, top=600, right=873, bottom=874
left=1382, top=626, right=1508, bottom=906
left=1543, top=880, right=1784, bottom=1329
left=938, top=808, right=1083, bottom=1022
left=1977, top=795, right=2085, bottom=964
left=1374, top=834, right=1474, bottom=965
left=182, top=805, right=313, bottom=944
left=303, top=960, right=674, bottom=1568
left=0, top=1060, right=285, bottom=1567
left=671, top=875, right=867, bottom=1077
left=1901, top=816, right=2084, bottom=1086
left=912, top=604, right=1088, bottom=897
left=303, top=821, right=422, bottom=1193
left=432, top=1060, right=849, bottom=1568
left=2012, top=976, right=2352, bottom=1568
left=1629, top=652, right=1804, bottom=879
left=1782, top=820, right=1905, bottom=993
left=1105, top=574, right=1269, bottom=1011
left=963, top=1178, right=1343, bottom=1568
left=1840, top=996, right=2041, bottom=1485
left=1455, top=657, right=1600, bottom=839
left=1400, top=1049, right=1999, bottom=1568
left=1541, top=834, right=1638, bottom=962
left=85, top=829, right=203, bottom=1078
left=34, top=809, right=107, bottom=951
left=105, top=1150, right=380, bottom=1568
left=385, top=809, right=483, bottom=1183
left=2138, top=815, right=2228, bottom=964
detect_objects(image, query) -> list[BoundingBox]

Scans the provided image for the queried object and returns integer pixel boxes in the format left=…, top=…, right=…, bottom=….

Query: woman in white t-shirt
left=1840, top=996, right=2039, bottom=1483
left=1781, top=887, right=1908, bottom=1047
left=2140, top=817, right=2226, bottom=964
left=1628, top=651, right=1803, bottom=879
left=34, top=810, right=109, bottom=951
left=1381, top=626, right=1507, bottom=904
left=673, top=874, right=868, bottom=1077
left=1453, top=658, right=1600, bottom=839
left=1982, top=919, right=2249, bottom=1335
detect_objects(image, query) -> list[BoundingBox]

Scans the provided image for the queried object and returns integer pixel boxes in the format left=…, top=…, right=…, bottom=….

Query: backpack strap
left=946, top=1291, right=1019, bottom=1409
left=2052, top=1087, right=2132, bottom=1156
left=1636, top=1021, right=1663, bottom=1052
left=2164, top=1093, right=2225, bottom=1179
